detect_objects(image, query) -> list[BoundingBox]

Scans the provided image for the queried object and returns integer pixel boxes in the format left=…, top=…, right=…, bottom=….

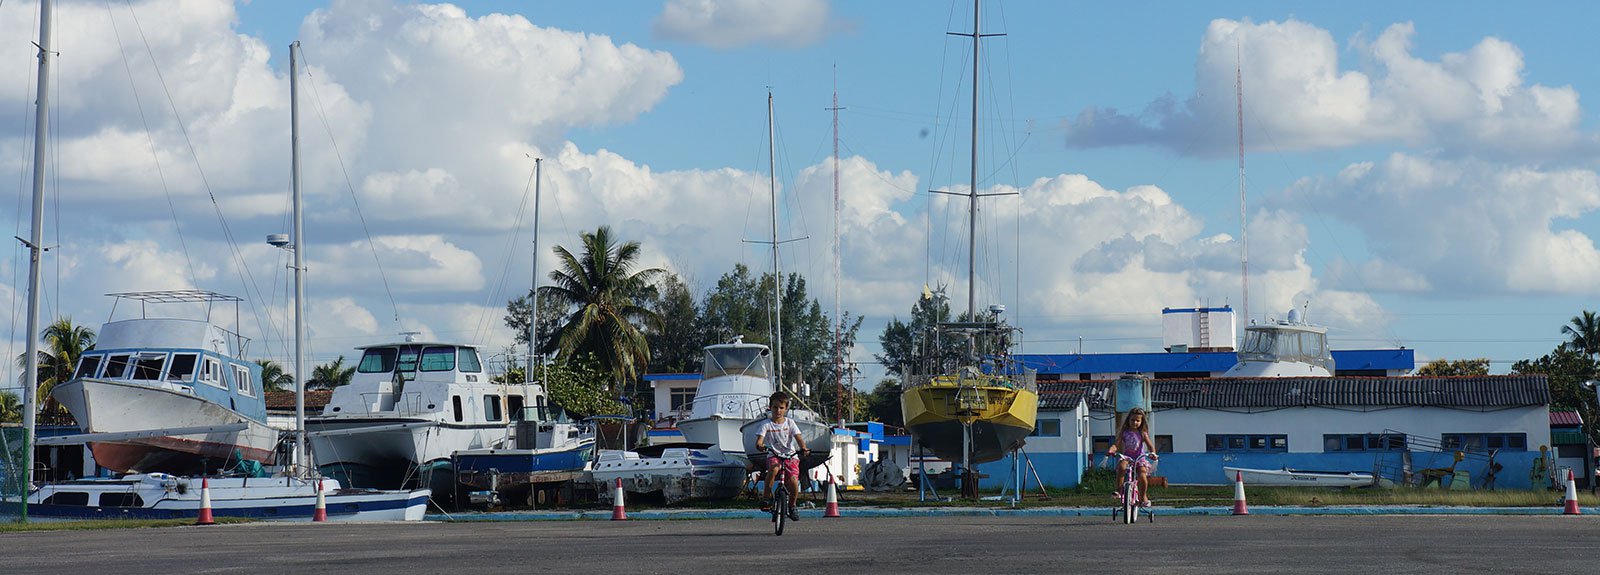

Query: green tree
left=1415, top=358, right=1491, bottom=376
left=543, top=355, right=626, bottom=417
left=0, top=390, right=21, bottom=424
left=1562, top=310, right=1600, bottom=356
left=644, top=271, right=703, bottom=374
left=309, top=356, right=356, bottom=390
left=14, top=317, right=95, bottom=421
left=541, top=226, right=663, bottom=393
left=862, top=378, right=906, bottom=428
left=503, top=289, right=569, bottom=365
left=697, top=263, right=768, bottom=345
left=256, top=359, right=295, bottom=392
left=1513, top=347, right=1600, bottom=444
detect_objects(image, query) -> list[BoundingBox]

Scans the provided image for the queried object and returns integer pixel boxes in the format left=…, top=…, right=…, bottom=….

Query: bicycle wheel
left=1123, top=481, right=1137, bottom=524
left=773, top=486, right=787, bottom=536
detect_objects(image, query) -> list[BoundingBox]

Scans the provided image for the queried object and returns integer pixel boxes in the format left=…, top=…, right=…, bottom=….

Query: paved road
left=4, top=515, right=1597, bottom=573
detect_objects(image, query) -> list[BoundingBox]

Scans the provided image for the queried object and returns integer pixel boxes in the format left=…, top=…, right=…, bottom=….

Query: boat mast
left=966, top=0, right=979, bottom=322
left=289, top=41, right=309, bottom=476
left=527, top=158, right=542, bottom=383
left=828, top=69, right=843, bottom=423
left=1236, top=45, right=1249, bottom=327
left=18, top=0, right=56, bottom=523
left=768, top=90, right=783, bottom=392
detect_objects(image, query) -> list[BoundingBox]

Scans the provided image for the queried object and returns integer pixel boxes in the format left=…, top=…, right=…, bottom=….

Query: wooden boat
left=1224, top=466, right=1378, bottom=488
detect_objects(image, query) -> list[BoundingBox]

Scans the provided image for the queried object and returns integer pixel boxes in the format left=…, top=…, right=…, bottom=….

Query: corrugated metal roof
left=1035, top=375, right=1547, bottom=411
left=1551, top=431, right=1589, bottom=445
left=1018, top=348, right=1415, bottom=375
left=1550, top=411, right=1584, bottom=426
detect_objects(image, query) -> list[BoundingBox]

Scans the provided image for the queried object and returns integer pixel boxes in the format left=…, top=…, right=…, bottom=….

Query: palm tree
left=1563, top=310, right=1600, bottom=357
left=0, top=390, right=21, bottom=424
left=13, top=317, right=95, bottom=419
left=541, top=226, right=663, bottom=392
left=256, top=359, right=295, bottom=393
left=309, top=356, right=356, bottom=390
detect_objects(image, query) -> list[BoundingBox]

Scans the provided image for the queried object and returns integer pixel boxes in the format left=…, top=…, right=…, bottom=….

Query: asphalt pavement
left=4, top=514, right=1597, bottom=573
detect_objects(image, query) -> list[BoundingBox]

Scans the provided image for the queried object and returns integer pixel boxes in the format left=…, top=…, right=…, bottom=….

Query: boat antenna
left=17, top=0, right=56, bottom=523
left=1236, top=42, right=1250, bottom=329
left=769, top=89, right=782, bottom=391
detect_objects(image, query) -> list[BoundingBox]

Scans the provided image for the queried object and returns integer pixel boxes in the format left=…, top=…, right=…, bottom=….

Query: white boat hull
left=9, top=474, right=428, bottom=521
left=1224, top=466, right=1376, bottom=488
left=590, top=448, right=746, bottom=504
left=306, top=417, right=506, bottom=488
left=52, top=378, right=280, bottom=473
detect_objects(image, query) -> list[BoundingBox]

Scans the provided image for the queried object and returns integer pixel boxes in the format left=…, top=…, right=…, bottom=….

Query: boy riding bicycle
left=755, top=392, right=810, bottom=521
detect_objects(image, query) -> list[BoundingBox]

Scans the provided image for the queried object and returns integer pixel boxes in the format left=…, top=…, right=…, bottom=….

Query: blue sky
left=6, top=0, right=1600, bottom=394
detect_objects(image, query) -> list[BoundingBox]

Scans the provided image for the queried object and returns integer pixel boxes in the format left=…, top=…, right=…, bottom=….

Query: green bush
left=1076, top=466, right=1117, bottom=494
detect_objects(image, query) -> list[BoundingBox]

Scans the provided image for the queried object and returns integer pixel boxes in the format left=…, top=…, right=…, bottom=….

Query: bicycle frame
left=1111, top=452, right=1155, bottom=524
left=769, top=452, right=798, bottom=536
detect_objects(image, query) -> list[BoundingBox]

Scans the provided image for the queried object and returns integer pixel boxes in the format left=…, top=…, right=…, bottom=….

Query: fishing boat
left=1222, top=308, right=1335, bottom=377
left=303, top=338, right=546, bottom=494
left=898, top=0, right=1038, bottom=496
left=452, top=419, right=595, bottom=505
left=1224, top=466, right=1379, bottom=488
left=590, top=444, right=746, bottom=504
left=49, top=294, right=282, bottom=475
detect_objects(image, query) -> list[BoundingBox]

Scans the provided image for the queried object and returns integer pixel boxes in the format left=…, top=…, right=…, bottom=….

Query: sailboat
left=674, top=91, right=833, bottom=470
left=898, top=0, right=1039, bottom=498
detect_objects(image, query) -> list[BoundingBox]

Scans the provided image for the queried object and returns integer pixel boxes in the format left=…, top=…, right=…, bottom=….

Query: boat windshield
left=357, top=348, right=398, bottom=373
left=1237, top=328, right=1333, bottom=370
left=702, top=347, right=770, bottom=380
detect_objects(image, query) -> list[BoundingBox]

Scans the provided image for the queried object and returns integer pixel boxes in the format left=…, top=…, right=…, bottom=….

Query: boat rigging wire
left=296, top=47, right=402, bottom=326
left=470, top=157, right=538, bottom=347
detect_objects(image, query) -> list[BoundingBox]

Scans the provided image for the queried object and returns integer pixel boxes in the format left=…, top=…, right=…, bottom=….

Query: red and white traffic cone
left=1564, top=470, right=1581, bottom=515
left=195, top=477, right=215, bottom=525
left=610, top=478, right=627, bottom=520
left=823, top=474, right=841, bottom=518
left=312, top=478, right=328, bottom=522
left=1232, top=471, right=1249, bottom=516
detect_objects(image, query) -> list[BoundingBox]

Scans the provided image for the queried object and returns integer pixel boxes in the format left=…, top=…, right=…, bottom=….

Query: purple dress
left=1118, top=429, right=1150, bottom=469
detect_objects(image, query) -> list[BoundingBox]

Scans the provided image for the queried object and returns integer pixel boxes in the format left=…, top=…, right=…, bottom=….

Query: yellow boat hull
left=901, top=380, right=1038, bottom=465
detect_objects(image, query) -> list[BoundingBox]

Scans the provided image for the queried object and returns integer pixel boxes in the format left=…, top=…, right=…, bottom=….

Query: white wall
left=1086, top=406, right=1550, bottom=453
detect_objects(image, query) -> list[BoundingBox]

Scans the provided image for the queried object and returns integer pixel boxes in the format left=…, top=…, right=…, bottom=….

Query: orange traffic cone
left=611, top=478, right=627, bottom=520
left=196, top=477, right=215, bottom=525
left=1231, top=471, right=1249, bottom=516
left=1564, top=470, right=1581, bottom=515
left=312, top=478, right=328, bottom=522
left=823, top=474, right=841, bottom=518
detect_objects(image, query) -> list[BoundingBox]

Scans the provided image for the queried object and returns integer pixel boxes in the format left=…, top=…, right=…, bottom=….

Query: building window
left=1323, top=433, right=1406, bottom=452
left=1095, top=433, right=1168, bottom=452
left=1154, top=435, right=1173, bottom=454
left=483, top=394, right=503, bottom=422
left=1206, top=434, right=1287, bottom=453
left=1030, top=419, right=1062, bottom=437
left=1092, top=435, right=1113, bottom=454
left=1441, top=433, right=1527, bottom=452
left=669, top=388, right=696, bottom=412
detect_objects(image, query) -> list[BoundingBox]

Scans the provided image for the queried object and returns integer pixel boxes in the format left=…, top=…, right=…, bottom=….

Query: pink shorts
left=767, top=454, right=800, bottom=478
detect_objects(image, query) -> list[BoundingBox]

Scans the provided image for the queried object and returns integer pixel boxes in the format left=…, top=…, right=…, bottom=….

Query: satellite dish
left=1287, top=309, right=1300, bottom=324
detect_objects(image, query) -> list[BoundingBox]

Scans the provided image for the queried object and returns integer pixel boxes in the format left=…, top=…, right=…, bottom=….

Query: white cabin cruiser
left=677, top=338, right=773, bottom=461
left=305, top=339, right=545, bottom=493
left=51, top=291, right=281, bottom=475
left=1223, top=310, right=1335, bottom=378
left=13, top=473, right=428, bottom=521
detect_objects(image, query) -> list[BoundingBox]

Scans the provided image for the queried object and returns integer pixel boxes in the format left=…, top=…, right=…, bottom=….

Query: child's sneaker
left=760, top=498, right=773, bottom=512
left=787, top=507, right=800, bottom=521
left=1140, top=499, right=1152, bottom=508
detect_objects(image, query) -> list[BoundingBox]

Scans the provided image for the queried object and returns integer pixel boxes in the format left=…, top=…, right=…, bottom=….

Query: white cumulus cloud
left=653, top=0, right=832, bottom=49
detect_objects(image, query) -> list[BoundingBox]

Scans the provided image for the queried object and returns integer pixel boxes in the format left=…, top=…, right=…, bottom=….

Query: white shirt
left=758, top=417, right=803, bottom=457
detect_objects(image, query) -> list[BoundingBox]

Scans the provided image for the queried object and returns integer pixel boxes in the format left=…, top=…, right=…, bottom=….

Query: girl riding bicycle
left=755, top=392, right=810, bottom=521
left=1106, top=407, right=1157, bottom=507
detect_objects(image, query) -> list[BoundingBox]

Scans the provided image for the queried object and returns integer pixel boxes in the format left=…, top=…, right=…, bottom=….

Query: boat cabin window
left=457, top=348, right=482, bottom=373
left=131, top=353, right=166, bottom=380
left=99, top=493, right=144, bottom=508
left=201, top=357, right=223, bottom=388
left=396, top=347, right=421, bottom=375
left=702, top=347, right=770, bottom=380
left=1237, top=328, right=1333, bottom=369
left=233, top=364, right=254, bottom=396
left=452, top=395, right=464, bottom=422
left=43, top=491, right=90, bottom=506
left=420, top=346, right=457, bottom=372
left=74, top=355, right=102, bottom=379
left=102, top=355, right=132, bottom=379
left=358, top=348, right=399, bottom=373
left=508, top=395, right=525, bottom=421
left=484, top=394, right=503, bottom=422
left=167, top=354, right=197, bottom=382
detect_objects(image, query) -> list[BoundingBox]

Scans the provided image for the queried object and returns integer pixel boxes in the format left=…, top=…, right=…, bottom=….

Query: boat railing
left=687, top=391, right=769, bottom=420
